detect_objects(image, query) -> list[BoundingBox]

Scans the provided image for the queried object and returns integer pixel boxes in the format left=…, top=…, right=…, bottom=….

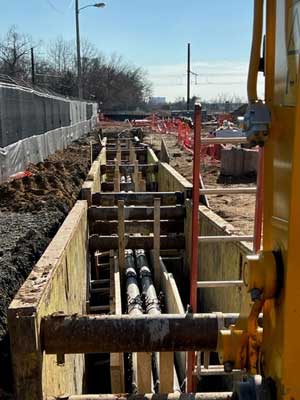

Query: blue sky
left=0, top=1, right=263, bottom=101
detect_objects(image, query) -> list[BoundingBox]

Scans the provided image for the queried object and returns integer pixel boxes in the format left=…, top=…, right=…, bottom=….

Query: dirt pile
left=0, top=136, right=92, bottom=397
left=0, top=141, right=90, bottom=213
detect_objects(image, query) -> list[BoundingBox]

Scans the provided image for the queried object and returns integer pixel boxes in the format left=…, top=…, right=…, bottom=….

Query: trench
left=85, top=130, right=187, bottom=394
left=8, top=128, right=237, bottom=400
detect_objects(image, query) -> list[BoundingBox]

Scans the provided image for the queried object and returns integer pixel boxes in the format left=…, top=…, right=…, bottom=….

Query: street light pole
left=75, top=0, right=83, bottom=99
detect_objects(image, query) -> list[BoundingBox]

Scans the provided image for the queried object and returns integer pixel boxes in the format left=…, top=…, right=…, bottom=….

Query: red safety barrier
left=149, top=115, right=221, bottom=163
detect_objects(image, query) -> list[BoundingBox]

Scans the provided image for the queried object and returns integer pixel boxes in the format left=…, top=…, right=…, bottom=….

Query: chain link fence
left=0, top=79, right=98, bottom=182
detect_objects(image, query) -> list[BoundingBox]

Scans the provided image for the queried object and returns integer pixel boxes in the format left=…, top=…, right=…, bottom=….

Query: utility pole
left=187, top=43, right=191, bottom=111
left=31, top=47, right=35, bottom=85
left=75, top=0, right=83, bottom=99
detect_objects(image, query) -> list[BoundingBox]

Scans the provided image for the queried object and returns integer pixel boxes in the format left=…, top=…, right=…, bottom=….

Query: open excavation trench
left=7, top=129, right=250, bottom=400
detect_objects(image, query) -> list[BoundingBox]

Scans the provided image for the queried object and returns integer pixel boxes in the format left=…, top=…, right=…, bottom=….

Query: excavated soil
left=0, top=135, right=94, bottom=398
left=143, top=131, right=256, bottom=235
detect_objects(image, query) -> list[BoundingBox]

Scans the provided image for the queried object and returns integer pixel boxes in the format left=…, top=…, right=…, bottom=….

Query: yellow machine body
left=259, top=0, right=300, bottom=397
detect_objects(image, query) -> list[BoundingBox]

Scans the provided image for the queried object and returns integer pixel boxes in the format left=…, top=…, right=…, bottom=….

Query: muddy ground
left=143, top=131, right=256, bottom=235
left=0, top=135, right=94, bottom=398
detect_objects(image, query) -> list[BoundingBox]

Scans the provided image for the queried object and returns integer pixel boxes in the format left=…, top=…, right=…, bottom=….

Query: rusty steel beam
left=90, top=220, right=184, bottom=235
left=41, top=313, right=242, bottom=354
left=89, top=235, right=185, bottom=252
left=92, top=192, right=185, bottom=206
left=46, top=393, right=233, bottom=400
left=88, top=205, right=185, bottom=221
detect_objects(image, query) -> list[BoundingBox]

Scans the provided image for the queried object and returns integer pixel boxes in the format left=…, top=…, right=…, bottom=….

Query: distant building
left=149, top=97, right=167, bottom=105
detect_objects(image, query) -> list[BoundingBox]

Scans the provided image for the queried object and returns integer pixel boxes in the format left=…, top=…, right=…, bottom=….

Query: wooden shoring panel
left=90, top=220, right=184, bottom=235
left=92, top=191, right=184, bottom=206
left=153, top=198, right=161, bottom=289
left=89, top=234, right=185, bottom=252
left=134, top=160, right=139, bottom=191
left=138, top=171, right=146, bottom=192
left=88, top=205, right=185, bottom=221
left=110, top=252, right=125, bottom=393
left=117, top=200, right=125, bottom=274
left=101, top=163, right=159, bottom=175
left=150, top=252, right=186, bottom=385
left=133, top=352, right=152, bottom=393
left=114, top=158, right=120, bottom=192
left=160, top=137, right=170, bottom=163
left=102, top=182, right=135, bottom=192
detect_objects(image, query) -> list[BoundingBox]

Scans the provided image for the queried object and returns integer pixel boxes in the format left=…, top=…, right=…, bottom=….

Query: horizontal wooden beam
left=197, top=280, right=244, bottom=288
left=89, top=235, right=185, bottom=251
left=41, top=313, right=240, bottom=354
left=101, top=182, right=135, bottom=192
left=91, top=220, right=184, bottom=235
left=106, top=148, right=146, bottom=153
left=201, top=137, right=247, bottom=144
left=88, top=205, right=185, bottom=221
left=198, top=235, right=254, bottom=243
left=200, top=187, right=257, bottom=195
left=101, top=164, right=158, bottom=175
left=92, top=192, right=185, bottom=206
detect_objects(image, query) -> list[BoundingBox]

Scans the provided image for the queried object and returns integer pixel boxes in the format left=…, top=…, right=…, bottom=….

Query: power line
left=45, top=0, right=64, bottom=14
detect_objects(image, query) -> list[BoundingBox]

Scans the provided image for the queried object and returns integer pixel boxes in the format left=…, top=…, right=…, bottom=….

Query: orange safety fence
left=150, top=114, right=222, bottom=163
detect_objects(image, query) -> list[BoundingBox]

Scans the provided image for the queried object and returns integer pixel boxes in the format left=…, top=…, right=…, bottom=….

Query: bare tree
left=0, top=26, right=31, bottom=79
left=47, top=36, right=74, bottom=73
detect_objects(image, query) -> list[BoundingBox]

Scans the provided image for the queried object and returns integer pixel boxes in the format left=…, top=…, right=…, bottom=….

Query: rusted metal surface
left=41, top=313, right=243, bottom=354
left=88, top=205, right=185, bottom=221
left=46, top=393, right=232, bottom=400
left=188, top=103, right=202, bottom=391
left=92, top=192, right=185, bottom=206
left=89, top=235, right=185, bottom=252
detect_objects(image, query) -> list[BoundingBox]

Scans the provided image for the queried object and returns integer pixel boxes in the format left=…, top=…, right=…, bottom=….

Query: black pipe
left=135, top=250, right=160, bottom=315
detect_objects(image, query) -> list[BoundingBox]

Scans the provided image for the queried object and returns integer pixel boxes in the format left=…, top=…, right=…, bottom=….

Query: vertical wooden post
left=154, top=198, right=161, bottom=290
left=110, top=251, right=125, bottom=392
left=118, top=200, right=125, bottom=274
left=203, top=351, right=210, bottom=369
left=129, top=141, right=134, bottom=163
left=90, top=140, right=93, bottom=164
left=114, top=158, right=120, bottom=192
left=159, top=352, right=174, bottom=393
left=117, top=141, right=122, bottom=164
left=138, top=171, right=146, bottom=192
left=134, top=160, right=139, bottom=191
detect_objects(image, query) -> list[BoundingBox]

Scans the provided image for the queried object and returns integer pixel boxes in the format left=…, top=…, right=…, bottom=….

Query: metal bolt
left=224, top=361, right=234, bottom=373
left=250, top=288, right=262, bottom=301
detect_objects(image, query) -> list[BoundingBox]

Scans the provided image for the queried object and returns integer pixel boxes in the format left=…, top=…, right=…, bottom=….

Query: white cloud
left=145, top=60, right=265, bottom=102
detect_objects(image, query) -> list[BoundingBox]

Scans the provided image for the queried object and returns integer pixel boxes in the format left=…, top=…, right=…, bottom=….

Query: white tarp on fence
left=0, top=118, right=97, bottom=183
left=0, top=82, right=98, bottom=183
